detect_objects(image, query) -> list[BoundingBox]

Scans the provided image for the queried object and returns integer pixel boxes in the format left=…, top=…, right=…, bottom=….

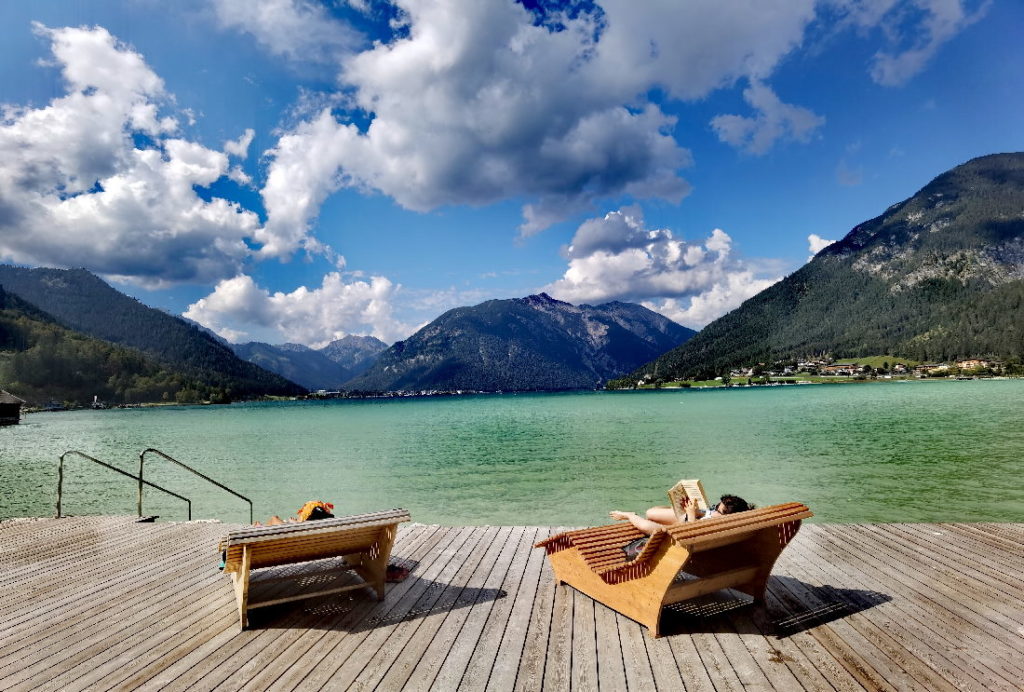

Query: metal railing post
left=56, top=454, right=64, bottom=518
left=138, top=454, right=144, bottom=518
left=139, top=448, right=253, bottom=524
left=56, top=450, right=191, bottom=519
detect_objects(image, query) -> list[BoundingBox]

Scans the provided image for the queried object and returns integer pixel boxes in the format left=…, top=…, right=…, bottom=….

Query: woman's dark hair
left=718, top=495, right=754, bottom=514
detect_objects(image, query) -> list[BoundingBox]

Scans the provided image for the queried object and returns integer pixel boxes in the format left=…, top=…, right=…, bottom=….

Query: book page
left=667, top=479, right=709, bottom=521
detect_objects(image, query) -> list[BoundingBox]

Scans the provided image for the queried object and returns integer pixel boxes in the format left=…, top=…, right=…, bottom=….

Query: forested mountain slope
left=0, top=266, right=303, bottom=398
left=612, top=153, right=1024, bottom=384
left=0, top=286, right=202, bottom=405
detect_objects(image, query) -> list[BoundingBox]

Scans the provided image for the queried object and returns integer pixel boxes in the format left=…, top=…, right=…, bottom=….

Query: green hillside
left=0, top=266, right=304, bottom=399
left=0, top=286, right=217, bottom=405
left=611, top=153, right=1024, bottom=385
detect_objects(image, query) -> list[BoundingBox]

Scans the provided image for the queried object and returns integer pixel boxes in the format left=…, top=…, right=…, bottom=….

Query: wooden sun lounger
left=535, top=502, right=812, bottom=637
left=219, top=508, right=411, bottom=629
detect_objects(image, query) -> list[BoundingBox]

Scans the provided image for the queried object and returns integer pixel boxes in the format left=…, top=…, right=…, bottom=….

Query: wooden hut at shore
left=0, top=389, right=25, bottom=425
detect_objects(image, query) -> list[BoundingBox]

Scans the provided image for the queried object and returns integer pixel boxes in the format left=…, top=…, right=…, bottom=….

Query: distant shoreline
left=17, top=375, right=1018, bottom=415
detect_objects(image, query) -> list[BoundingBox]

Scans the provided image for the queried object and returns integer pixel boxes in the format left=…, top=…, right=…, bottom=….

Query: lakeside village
left=636, top=357, right=1018, bottom=389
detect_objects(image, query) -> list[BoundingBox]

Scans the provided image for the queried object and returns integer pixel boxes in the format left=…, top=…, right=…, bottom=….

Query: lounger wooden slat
left=218, top=508, right=410, bottom=629
left=536, top=503, right=812, bottom=637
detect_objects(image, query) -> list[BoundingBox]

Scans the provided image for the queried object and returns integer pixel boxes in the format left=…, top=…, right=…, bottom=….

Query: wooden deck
left=1, top=516, right=1021, bottom=691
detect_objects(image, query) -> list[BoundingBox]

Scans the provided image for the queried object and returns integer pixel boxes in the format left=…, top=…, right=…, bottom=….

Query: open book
left=667, top=479, right=710, bottom=521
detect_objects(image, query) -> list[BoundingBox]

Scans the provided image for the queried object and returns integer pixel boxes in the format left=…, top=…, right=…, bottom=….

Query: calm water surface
left=2, top=380, right=1022, bottom=525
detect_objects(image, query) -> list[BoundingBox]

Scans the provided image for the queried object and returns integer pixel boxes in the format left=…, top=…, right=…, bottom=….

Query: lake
left=1, top=380, right=1022, bottom=526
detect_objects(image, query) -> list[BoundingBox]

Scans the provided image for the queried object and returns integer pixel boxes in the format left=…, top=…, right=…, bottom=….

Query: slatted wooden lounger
left=535, top=502, right=812, bottom=637
left=219, top=508, right=411, bottom=629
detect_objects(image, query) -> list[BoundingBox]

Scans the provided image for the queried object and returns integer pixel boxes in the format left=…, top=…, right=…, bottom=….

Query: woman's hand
left=679, top=497, right=699, bottom=522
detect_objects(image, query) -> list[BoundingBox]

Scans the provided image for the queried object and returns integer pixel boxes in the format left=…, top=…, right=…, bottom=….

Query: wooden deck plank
left=0, top=516, right=136, bottom=554
left=390, top=526, right=517, bottom=692
left=365, top=525, right=504, bottom=692
left=0, top=530, right=227, bottom=689
left=300, top=525, right=484, bottom=690
left=512, top=527, right=563, bottom=692
left=229, top=528, right=471, bottom=687
left=541, top=568, right=574, bottom=691
left=593, top=600, right=628, bottom=691
left=972, top=522, right=1024, bottom=542
left=642, top=630, right=702, bottom=692
left=319, top=524, right=486, bottom=690
left=615, top=614, right=657, bottom=692
left=253, top=525, right=457, bottom=691
left=730, top=606, right=844, bottom=692
left=705, top=602, right=789, bottom=691
left=940, top=522, right=1024, bottom=551
left=766, top=568, right=898, bottom=692
left=0, top=526, right=214, bottom=650
left=0, top=520, right=184, bottom=607
left=136, top=524, right=435, bottom=692
left=1, top=571, right=226, bottom=688
left=458, top=527, right=542, bottom=691
left=791, top=527, right=998, bottom=692
left=570, top=589, right=599, bottom=692
left=480, top=527, right=548, bottom=691
left=0, top=522, right=190, bottom=612
left=827, top=524, right=1024, bottom=656
left=425, top=526, right=529, bottom=690
left=806, top=525, right=1024, bottom=682
left=674, top=625, right=744, bottom=691
left=778, top=530, right=968, bottom=692
left=886, top=523, right=1024, bottom=595
left=715, top=603, right=807, bottom=692
left=2, top=518, right=1023, bottom=692
left=158, top=525, right=447, bottom=692
left=761, top=550, right=869, bottom=692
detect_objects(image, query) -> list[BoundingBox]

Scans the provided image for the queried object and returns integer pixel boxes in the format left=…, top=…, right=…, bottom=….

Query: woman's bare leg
left=609, top=510, right=663, bottom=535
left=645, top=506, right=677, bottom=525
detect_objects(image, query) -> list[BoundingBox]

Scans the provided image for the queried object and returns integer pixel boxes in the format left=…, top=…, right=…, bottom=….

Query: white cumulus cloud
left=711, top=80, right=825, bottom=155
left=183, top=272, right=414, bottom=346
left=259, top=0, right=691, bottom=237
left=212, top=0, right=364, bottom=64
left=0, top=24, right=261, bottom=285
left=807, top=233, right=836, bottom=261
left=245, top=0, right=979, bottom=240
left=544, top=206, right=780, bottom=329
left=256, top=0, right=835, bottom=236
left=224, top=128, right=255, bottom=159
left=225, top=0, right=981, bottom=249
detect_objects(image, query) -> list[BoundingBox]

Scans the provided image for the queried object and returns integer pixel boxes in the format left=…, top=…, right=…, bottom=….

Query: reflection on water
left=1, top=380, right=1022, bottom=525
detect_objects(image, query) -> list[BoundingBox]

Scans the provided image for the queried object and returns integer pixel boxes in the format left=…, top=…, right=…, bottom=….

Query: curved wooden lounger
left=535, top=502, right=812, bottom=637
left=219, top=508, right=411, bottom=629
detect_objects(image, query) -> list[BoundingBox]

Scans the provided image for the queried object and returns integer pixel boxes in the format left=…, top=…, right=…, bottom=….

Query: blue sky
left=0, top=0, right=1020, bottom=346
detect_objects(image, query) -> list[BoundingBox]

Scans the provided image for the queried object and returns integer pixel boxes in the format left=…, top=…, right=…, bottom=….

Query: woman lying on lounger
left=610, top=494, right=753, bottom=535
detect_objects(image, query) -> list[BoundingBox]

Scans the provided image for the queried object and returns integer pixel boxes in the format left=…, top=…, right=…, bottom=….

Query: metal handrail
left=57, top=451, right=191, bottom=519
left=139, top=448, right=253, bottom=524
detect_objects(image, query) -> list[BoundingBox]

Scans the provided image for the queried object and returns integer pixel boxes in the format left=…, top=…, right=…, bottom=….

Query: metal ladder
left=56, top=448, right=253, bottom=523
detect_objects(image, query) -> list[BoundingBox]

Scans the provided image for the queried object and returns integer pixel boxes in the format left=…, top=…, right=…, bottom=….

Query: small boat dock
left=0, top=517, right=1021, bottom=690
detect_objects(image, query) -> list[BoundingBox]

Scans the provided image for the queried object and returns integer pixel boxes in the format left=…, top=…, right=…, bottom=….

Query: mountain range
left=4, top=153, right=1022, bottom=401
left=611, top=152, right=1024, bottom=385
left=347, top=293, right=695, bottom=391
left=229, top=336, right=387, bottom=391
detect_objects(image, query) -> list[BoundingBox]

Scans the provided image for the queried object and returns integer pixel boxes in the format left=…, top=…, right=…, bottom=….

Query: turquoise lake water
left=1, top=380, right=1022, bottom=526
